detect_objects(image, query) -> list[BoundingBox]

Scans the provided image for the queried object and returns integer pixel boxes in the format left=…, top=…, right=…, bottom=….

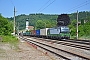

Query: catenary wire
left=37, top=0, right=51, bottom=12
left=10, top=0, right=15, bottom=7
left=66, top=0, right=90, bottom=13
left=39, top=0, right=56, bottom=12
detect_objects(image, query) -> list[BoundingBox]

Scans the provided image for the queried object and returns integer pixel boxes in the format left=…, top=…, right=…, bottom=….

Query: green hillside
left=8, top=13, right=58, bottom=30
left=7, top=11, right=90, bottom=30
left=7, top=11, right=90, bottom=39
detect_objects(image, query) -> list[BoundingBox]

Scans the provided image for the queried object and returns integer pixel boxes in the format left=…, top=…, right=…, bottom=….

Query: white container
left=40, top=28, right=49, bottom=35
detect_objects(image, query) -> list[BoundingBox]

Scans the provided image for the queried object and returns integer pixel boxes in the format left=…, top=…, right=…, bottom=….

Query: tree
left=36, top=20, right=45, bottom=29
left=0, top=15, right=13, bottom=35
left=68, top=20, right=77, bottom=37
left=78, top=25, right=85, bottom=37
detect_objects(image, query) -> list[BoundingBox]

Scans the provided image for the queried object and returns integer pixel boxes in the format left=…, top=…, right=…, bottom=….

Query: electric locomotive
left=47, top=26, right=70, bottom=39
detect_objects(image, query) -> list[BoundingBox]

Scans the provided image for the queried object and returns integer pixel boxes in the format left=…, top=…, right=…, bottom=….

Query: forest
left=1, top=11, right=90, bottom=39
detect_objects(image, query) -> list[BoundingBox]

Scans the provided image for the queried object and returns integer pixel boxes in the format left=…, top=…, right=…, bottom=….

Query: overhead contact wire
left=37, top=0, right=51, bottom=12
left=39, top=0, right=56, bottom=12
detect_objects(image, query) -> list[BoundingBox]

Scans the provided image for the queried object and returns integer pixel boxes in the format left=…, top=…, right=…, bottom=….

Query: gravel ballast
left=0, top=42, right=53, bottom=60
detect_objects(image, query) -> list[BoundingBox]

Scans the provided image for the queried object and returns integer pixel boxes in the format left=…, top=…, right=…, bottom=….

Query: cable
left=10, top=0, right=14, bottom=7
left=37, top=0, right=51, bottom=12
left=39, top=0, right=56, bottom=12
left=66, top=0, right=90, bottom=13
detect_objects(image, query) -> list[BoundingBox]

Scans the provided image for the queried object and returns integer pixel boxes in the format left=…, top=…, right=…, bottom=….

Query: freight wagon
left=30, top=30, right=36, bottom=37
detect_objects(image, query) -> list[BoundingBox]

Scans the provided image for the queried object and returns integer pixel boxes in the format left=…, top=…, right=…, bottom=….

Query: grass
left=1, top=35, right=18, bottom=43
left=79, top=35, right=90, bottom=40
left=0, top=35, right=19, bottom=50
left=70, top=35, right=90, bottom=40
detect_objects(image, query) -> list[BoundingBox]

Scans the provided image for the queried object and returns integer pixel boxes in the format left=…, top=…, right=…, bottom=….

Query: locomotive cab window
left=61, top=27, right=70, bottom=33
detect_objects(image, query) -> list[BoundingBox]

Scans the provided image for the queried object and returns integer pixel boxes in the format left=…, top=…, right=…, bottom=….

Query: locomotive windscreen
left=61, top=26, right=70, bottom=33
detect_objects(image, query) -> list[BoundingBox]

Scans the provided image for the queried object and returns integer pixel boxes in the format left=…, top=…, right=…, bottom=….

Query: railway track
left=37, top=38, right=90, bottom=51
left=28, top=37, right=90, bottom=51
left=61, top=39, right=90, bottom=45
left=20, top=36, right=90, bottom=60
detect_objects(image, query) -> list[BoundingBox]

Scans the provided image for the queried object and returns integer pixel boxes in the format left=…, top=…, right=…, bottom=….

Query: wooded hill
left=7, top=11, right=90, bottom=30
left=8, top=13, right=57, bottom=30
left=7, top=11, right=90, bottom=38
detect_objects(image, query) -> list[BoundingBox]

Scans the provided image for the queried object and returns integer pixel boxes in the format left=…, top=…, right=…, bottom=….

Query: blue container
left=36, top=29, right=40, bottom=35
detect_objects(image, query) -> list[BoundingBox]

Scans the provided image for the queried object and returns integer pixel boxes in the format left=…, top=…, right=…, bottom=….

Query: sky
left=0, top=0, right=90, bottom=17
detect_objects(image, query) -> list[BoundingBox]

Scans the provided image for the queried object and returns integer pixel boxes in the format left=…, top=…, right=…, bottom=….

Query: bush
left=1, top=35, right=18, bottom=43
left=0, top=15, right=13, bottom=35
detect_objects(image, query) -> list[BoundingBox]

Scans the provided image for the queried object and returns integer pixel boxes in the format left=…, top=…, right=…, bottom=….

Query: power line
left=10, top=0, right=14, bottom=7
left=37, top=0, right=51, bottom=12
left=39, top=0, right=56, bottom=12
left=66, top=0, right=90, bottom=13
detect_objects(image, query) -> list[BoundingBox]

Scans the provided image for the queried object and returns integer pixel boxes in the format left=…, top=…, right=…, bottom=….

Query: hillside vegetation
left=0, top=14, right=18, bottom=44
left=0, top=14, right=13, bottom=35
left=8, top=13, right=57, bottom=30
left=7, top=11, right=90, bottom=39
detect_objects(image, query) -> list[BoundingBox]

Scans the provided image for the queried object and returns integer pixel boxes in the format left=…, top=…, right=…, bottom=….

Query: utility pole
left=44, top=22, right=46, bottom=35
left=18, top=22, right=19, bottom=36
left=76, top=10, right=78, bottom=40
left=14, top=6, right=16, bottom=35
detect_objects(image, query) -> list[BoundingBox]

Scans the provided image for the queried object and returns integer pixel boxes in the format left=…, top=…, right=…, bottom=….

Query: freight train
left=22, top=26, right=70, bottom=40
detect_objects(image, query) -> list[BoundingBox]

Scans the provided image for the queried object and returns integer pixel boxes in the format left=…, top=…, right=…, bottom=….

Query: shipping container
left=25, top=31, right=30, bottom=35
left=40, top=28, right=49, bottom=35
left=31, top=30, right=36, bottom=35
left=36, top=29, right=40, bottom=35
